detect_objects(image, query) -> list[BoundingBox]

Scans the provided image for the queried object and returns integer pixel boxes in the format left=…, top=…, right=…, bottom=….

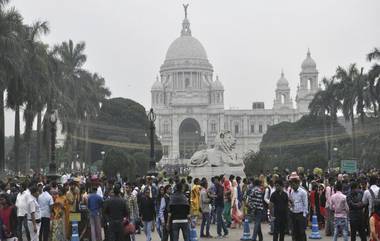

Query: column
left=171, top=115, right=180, bottom=159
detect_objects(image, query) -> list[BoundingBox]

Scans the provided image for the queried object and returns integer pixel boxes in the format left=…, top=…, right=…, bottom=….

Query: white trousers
left=27, top=221, right=41, bottom=241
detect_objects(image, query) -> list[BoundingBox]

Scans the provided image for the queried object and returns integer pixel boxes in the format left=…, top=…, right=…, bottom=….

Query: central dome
left=165, top=35, right=208, bottom=61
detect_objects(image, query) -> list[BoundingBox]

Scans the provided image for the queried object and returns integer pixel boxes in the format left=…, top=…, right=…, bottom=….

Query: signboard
left=69, top=212, right=81, bottom=222
left=341, top=160, right=357, bottom=173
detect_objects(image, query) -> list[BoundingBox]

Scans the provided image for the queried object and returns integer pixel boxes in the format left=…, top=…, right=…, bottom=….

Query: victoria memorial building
left=151, top=7, right=320, bottom=164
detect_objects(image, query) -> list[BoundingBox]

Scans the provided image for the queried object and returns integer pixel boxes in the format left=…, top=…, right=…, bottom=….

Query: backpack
left=369, top=189, right=380, bottom=213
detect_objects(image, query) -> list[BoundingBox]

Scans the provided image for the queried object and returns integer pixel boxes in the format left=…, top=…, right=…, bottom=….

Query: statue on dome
left=183, top=4, right=189, bottom=18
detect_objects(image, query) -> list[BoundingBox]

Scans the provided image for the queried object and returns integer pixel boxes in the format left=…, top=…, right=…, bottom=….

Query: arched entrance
left=179, top=118, right=201, bottom=159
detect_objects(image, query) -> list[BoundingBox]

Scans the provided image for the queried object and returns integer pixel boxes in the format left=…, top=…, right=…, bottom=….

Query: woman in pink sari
left=230, top=180, right=242, bottom=228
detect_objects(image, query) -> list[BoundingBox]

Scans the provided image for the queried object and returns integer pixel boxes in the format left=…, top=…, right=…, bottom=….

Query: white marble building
left=151, top=7, right=319, bottom=164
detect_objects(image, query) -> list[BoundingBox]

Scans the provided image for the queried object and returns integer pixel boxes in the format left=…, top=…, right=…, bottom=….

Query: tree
left=367, top=48, right=380, bottom=115
left=54, top=40, right=87, bottom=166
left=0, top=0, right=22, bottom=172
left=22, top=21, right=49, bottom=173
left=335, top=64, right=361, bottom=158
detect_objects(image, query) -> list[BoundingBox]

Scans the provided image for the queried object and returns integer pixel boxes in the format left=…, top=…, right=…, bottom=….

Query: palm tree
left=0, top=0, right=22, bottom=171
left=22, top=21, right=49, bottom=172
left=54, top=40, right=87, bottom=167
left=367, top=48, right=380, bottom=116
left=335, top=64, right=361, bottom=158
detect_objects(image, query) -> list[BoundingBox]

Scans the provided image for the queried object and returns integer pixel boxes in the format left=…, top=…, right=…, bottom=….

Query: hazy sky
left=5, top=0, right=380, bottom=136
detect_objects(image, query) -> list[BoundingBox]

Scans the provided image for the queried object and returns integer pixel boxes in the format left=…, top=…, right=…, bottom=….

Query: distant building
left=151, top=6, right=319, bottom=162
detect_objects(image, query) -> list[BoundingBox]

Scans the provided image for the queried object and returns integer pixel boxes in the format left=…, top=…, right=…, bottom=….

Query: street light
left=47, top=110, right=59, bottom=180
left=333, top=147, right=339, bottom=168
left=147, top=108, right=157, bottom=175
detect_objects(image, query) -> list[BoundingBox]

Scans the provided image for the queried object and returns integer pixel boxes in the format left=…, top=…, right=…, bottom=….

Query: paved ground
left=135, top=223, right=331, bottom=241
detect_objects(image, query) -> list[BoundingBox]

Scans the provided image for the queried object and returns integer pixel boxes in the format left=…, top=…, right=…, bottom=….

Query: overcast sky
left=5, top=0, right=380, bottom=136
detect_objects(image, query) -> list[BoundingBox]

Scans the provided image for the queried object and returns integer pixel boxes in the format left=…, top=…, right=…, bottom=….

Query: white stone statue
left=189, top=130, right=243, bottom=167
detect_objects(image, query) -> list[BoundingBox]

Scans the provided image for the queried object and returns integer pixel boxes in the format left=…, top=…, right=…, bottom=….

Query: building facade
left=151, top=7, right=319, bottom=163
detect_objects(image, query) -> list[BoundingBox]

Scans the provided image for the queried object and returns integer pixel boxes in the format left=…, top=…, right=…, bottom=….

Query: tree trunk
left=0, top=90, right=4, bottom=172
left=323, top=114, right=329, bottom=164
left=14, top=105, right=20, bottom=173
left=351, top=109, right=357, bottom=158
left=83, top=118, right=89, bottom=169
left=36, top=111, right=41, bottom=172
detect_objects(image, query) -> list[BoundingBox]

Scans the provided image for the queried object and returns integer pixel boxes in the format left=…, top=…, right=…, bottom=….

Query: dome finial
left=181, top=4, right=192, bottom=36
left=307, top=48, right=311, bottom=57
left=281, top=69, right=284, bottom=77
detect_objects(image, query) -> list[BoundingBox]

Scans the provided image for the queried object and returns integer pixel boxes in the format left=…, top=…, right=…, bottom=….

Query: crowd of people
left=1, top=168, right=380, bottom=241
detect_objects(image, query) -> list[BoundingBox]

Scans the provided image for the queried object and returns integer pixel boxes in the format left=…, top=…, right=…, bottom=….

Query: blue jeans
left=156, top=216, right=162, bottom=238
left=216, top=206, right=228, bottom=236
left=144, top=221, right=153, bottom=241
left=333, top=217, right=349, bottom=241
left=200, top=212, right=211, bottom=236
left=252, top=210, right=264, bottom=241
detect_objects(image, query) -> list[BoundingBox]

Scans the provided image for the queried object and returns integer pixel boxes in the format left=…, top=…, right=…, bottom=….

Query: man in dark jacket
left=139, top=188, right=155, bottom=241
left=103, top=184, right=130, bottom=241
left=167, top=182, right=190, bottom=241
left=347, top=181, right=367, bottom=241
left=215, top=176, right=228, bottom=238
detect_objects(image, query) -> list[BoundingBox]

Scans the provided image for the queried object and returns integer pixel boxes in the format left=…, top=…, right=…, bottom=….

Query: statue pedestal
left=189, top=165, right=245, bottom=179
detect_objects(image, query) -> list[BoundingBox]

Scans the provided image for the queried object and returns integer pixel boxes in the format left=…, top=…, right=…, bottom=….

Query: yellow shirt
left=191, top=184, right=201, bottom=216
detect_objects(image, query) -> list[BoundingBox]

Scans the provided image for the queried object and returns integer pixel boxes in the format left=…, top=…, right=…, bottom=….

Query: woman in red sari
left=370, top=205, right=380, bottom=241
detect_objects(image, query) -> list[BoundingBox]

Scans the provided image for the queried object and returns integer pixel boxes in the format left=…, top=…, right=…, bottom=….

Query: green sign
left=341, top=160, right=357, bottom=173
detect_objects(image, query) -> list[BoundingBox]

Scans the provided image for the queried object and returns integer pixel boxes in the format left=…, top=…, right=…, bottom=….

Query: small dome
left=151, top=78, right=163, bottom=91
left=212, top=76, right=224, bottom=90
left=301, top=49, right=316, bottom=70
left=165, top=36, right=208, bottom=61
left=277, top=70, right=289, bottom=87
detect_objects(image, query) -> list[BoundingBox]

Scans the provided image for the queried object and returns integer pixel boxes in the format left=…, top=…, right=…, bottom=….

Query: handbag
left=123, top=219, right=136, bottom=235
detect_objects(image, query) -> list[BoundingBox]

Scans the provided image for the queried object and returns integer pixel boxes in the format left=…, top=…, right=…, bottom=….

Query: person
left=223, top=178, right=232, bottom=228
left=247, top=179, right=264, bottom=241
left=347, top=181, right=367, bottom=241
left=270, top=180, right=288, bottom=241
left=265, top=178, right=276, bottom=235
left=288, top=172, right=308, bottom=241
left=0, top=193, right=17, bottom=240
left=125, top=183, right=139, bottom=241
left=200, top=179, right=212, bottom=238
left=167, top=182, right=190, bottom=241
left=51, top=186, right=66, bottom=241
left=37, top=185, right=54, bottom=241
left=370, top=204, right=380, bottom=241
left=159, top=184, right=172, bottom=241
left=325, top=177, right=335, bottom=236
left=156, top=186, right=165, bottom=239
left=363, top=175, right=380, bottom=217
left=231, top=179, right=242, bottom=229
left=87, top=186, right=103, bottom=241
left=190, top=178, right=201, bottom=219
left=330, top=181, right=349, bottom=241
left=27, top=186, right=41, bottom=241
left=15, top=182, right=31, bottom=241
left=139, top=188, right=155, bottom=241
left=215, top=176, right=228, bottom=238
left=103, top=183, right=130, bottom=241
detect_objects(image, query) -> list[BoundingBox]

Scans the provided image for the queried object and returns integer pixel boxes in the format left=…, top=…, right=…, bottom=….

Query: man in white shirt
left=38, top=185, right=54, bottom=241
left=362, top=175, right=380, bottom=216
left=27, top=186, right=41, bottom=241
left=264, top=176, right=278, bottom=235
left=15, top=182, right=31, bottom=241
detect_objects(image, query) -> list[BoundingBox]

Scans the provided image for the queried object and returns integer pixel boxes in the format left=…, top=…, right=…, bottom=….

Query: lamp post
left=48, top=110, right=59, bottom=180
left=333, top=147, right=338, bottom=169
left=147, top=108, right=157, bottom=175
